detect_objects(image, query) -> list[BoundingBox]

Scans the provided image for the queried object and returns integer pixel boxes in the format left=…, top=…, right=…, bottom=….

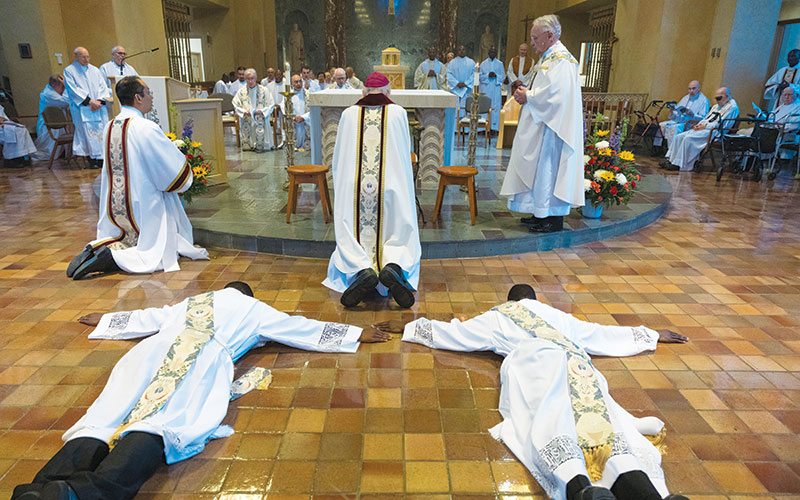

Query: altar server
left=32, top=75, right=71, bottom=161
left=765, top=49, right=800, bottom=108
left=232, top=68, right=275, bottom=152
left=323, top=72, right=421, bottom=309
left=286, top=74, right=311, bottom=150
left=480, top=46, right=505, bottom=130
left=447, top=45, right=476, bottom=108
left=0, top=104, right=36, bottom=165
left=67, top=77, right=208, bottom=280
left=228, top=67, right=246, bottom=95
left=64, top=46, right=111, bottom=168
left=331, top=68, right=353, bottom=90
left=414, top=47, right=447, bottom=90
left=664, top=87, right=739, bottom=171
left=99, top=45, right=139, bottom=89
left=655, top=80, right=709, bottom=147
left=500, top=15, right=583, bottom=233
left=11, top=282, right=390, bottom=500
left=396, top=284, right=690, bottom=500
left=507, top=42, right=535, bottom=88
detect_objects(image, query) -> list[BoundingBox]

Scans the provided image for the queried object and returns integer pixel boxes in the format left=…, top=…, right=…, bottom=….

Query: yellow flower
left=598, top=147, right=615, bottom=157
left=598, top=170, right=615, bottom=182
left=165, top=132, right=177, bottom=141
left=191, top=141, right=203, bottom=148
left=618, top=151, right=635, bottom=162
left=596, top=130, right=610, bottom=137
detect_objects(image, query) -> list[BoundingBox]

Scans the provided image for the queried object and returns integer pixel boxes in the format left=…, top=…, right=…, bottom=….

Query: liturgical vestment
left=414, top=58, right=447, bottom=90
left=32, top=84, right=71, bottom=161
left=0, top=105, right=37, bottom=160
left=232, top=84, right=275, bottom=151
left=480, top=57, right=505, bottom=130
left=64, top=60, right=111, bottom=160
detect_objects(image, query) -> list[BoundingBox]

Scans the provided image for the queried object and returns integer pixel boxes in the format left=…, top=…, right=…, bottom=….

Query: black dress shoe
left=529, top=216, right=564, bottom=233
left=340, top=268, right=379, bottom=307
left=664, top=163, right=680, bottom=171
left=11, top=483, right=43, bottom=499
left=72, top=246, right=120, bottom=280
left=378, top=263, right=415, bottom=308
left=659, top=160, right=671, bottom=169
left=576, top=486, right=615, bottom=500
left=520, top=215, right=545, bottom=225
left=42, top=481, right=78, bottom=500
left=67, top=244, right=95, bottom=278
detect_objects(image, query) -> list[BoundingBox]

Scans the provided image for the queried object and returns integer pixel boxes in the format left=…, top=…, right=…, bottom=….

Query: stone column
left=324, top=0, right=346, bottom=69
left=438, top=0, right=458, bottom=57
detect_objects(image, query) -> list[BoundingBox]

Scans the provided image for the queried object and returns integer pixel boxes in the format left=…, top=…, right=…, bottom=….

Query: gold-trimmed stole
left=353, top=106, right=388, bottom=272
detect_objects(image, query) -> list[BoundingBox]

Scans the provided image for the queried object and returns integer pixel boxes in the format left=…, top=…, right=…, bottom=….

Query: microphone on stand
left=122, top=47, right=160, bottom=62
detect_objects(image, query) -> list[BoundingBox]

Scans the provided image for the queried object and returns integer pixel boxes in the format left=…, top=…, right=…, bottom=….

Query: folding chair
left=42, top=106, right=77, bottom=169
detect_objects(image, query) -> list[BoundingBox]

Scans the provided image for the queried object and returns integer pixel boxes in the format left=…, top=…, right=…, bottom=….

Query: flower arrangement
left=583, top=114, right=641, bottom=209
left=166, top=119, right=212, bottom=204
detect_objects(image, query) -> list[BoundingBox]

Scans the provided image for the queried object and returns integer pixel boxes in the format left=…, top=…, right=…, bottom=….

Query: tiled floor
left=1, top=140, right=800, bottom=499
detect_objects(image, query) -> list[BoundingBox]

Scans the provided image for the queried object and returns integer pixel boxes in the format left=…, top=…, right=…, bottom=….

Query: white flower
left=173, top=139, right=185, bottom=148
left=595, top=140, right=610, bottom=149
left=615, top=173, right=627, bottom=185
left=593, top=169, right=609, bottom=181
left=584, top=155, right=591, bottom=165
left=584, top=178, right=593, bottom=192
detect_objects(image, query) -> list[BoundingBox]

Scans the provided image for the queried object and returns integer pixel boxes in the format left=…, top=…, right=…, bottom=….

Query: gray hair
left=533, top=14, right=561, bottom=39
left=111, top=45, right=123, bottom=55
left=363, top=84, right=391, bottom=96
left=244, top=68, right=257, bottom=78
left=333, top=68, right=346, bottom=78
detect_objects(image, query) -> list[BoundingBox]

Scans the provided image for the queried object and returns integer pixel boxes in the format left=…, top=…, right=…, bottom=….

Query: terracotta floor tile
left=735, top=411, right=792, bottom=433
left=405, top=433, right=445, bottom=460
left=313, top=461, right=361, bottom=493
left=405, top=409, right=442, bottom=433
left=363, top=433, right=403, bottom=460
left=449, top=461, right=495, bottom=493
left=175, top=458, right=231, bottom=493
left=364, top=408, right=404, bottom=433
left=702, top=462, right=767, bottom=494
left=278, top=433, right=320, bottom=459
left=490, top=461, right=540, bottom=494
left=360, top=462, right=403, bottom=492
left=317, top=433, right=362, bottom=460
left=631, top=371, right=674, bottom=389
left=236, top=434, right=281, bottom=459
left=680, top=389, right=729, bottom=410
left=268, top=461, right=315, bottom=493
left=330, top=388, right=366, bottom=408
left=406, top=461, right=450, bottom=492
left=323, top=408, right=364, bottom=433
left=222, top=459, right=273, bottom=492
left=285, top=409, right=326, bottom=432
left=367, top=388, right=402, bottom=408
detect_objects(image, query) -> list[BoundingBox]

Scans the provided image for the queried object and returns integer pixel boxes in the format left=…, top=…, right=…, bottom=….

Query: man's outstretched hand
left=359, top=327, right=392, bottom=343
left=78, top=313, right=103, bottom=326
left=657, top=329, right=688, bottom=343
left=373, top=320, right=404, bottom=334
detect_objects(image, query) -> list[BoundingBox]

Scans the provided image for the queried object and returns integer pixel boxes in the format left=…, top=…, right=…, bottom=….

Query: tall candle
left=285, top=62, right=291, bottom=91
left=473, top=63, right=480, bottom=90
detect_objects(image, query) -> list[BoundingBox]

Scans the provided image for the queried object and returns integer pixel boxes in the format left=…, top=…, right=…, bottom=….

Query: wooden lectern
left=173, top=98, right=228, bottom=184
left=107, top=76, right=190, bottom=133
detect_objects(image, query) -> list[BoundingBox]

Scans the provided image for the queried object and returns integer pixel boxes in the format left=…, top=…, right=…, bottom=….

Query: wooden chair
left=457, top=95, right=493, bottom=148
left=433, top=165, right=478, bottom=225
left=286, top=164, right=332, bottom=223
left=212, top=93, right=240, bottom=148
left=41, top=106, right=76, bottom=169
left=497, top=98, right=521, bottom=149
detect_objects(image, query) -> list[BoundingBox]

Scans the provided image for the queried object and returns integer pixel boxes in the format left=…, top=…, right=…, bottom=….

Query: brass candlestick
left=280, top=86, right=296, bottom=168
left=467, top=85, right=480, bottom=168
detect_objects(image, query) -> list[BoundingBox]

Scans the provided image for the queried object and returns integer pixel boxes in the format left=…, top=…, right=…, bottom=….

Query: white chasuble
left=323, top=100, right=421, bottom=294
left=90, top=106, right=208, bottom=273
left=401, top=299, right=669, bottom=500
left=414, top=58, right=447, bottom=90
left=501, top=42, right=584, bottom=217
left=64, top=288, right=363, bottom=464
left=233, top=84, right=275, bottom=151
left=64, top=60, right=111, bottom=159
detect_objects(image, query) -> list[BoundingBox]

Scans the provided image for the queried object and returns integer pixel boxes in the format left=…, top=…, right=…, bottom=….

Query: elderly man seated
left=654, top=80, right=709, bottom=149
left=663, top=87, right=739, bottom=171
left=232, top=67, right=275, bottom=152
left=0, top=103, right=37, bottom=167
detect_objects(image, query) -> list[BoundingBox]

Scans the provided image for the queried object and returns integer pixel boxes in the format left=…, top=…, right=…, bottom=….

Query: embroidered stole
left=493, top=301, right=614, bottom=481
left=353, top=106, right=388, bottom=272
left=783, top=68, right=798, bottom=84
left=512, top=56, right=533, bottom=77
left=533, top=49, right=578, bottom=73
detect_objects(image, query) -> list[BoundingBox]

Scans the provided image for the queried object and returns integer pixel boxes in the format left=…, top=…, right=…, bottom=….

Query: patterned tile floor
left=1, top=138, right=800, bottom=499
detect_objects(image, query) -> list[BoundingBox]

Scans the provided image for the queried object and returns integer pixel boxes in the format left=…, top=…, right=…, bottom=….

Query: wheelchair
left=715, top=118, right=782, bottom=182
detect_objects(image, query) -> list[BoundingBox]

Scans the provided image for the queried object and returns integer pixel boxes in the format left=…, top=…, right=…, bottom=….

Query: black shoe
left=664, top=163, right=680, bottom=171
left=576, top=486, right=615, bottom=500
left=659, top=160, right=671, bottom=169
left=379, top=263, right=415, bottom=308
left=86, top=158, right=102, bottom=169
left=11, top=483, right=43, bottom=499
left=41, top=481, right=78, bottom=500
left=340, top=268, right=379, bottom=307
left=4, top=157, right=26, bottom=168
left=520, top=215, right=545, bottom=225
left=529, top=216, right=564, bottom=233
left=67, top=244, right=95, bottom=278
left=72, top=246, right=120, bottom=280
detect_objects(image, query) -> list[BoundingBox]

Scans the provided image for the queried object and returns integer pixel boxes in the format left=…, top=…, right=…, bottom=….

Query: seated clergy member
left=286, top=74, right=311, bottom=150
left=414, top=46, right=447, bottom=90
left=0, top=103, right=37, bottom=167
left=67, top=77, right=208, bottom=280
left=654, top=80, right=709, bottom=149
left=98, top=45, right=139, bottom=89
left=32, top=75, right=71, bottom=161
left=331, top=68, right=352, bottom=90
left=64, top=46, right=111, bottom=169
left=11, top=281, right=390, bottom=500
left=663, top=87, right=739, bottom=171
left=388, top=284, right=691, bottom=500
left=232, top=67, right=275, bottom=151
left=323, top=72, right=421, bottom=308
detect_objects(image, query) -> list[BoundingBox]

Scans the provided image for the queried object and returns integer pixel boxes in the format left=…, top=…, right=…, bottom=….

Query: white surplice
left=0, top=105, right=36, bottom=160
left=32, top=84, right=71, bottom=161
left=402, top=299, right=669, bottom=500
left=64, top=60, right=111, bottom=159
left=323, top=99, right=421, bottom=294
left=656, top=92, right=710, bottom=146
left=507, top=55, right=535, bottom=88
left=64, top=288, right=363, bottom=464
left=480, top=57, right=505, bottom=130
left=232, top=84, right=275, bottom=151
left=667, top=99, right=739, bottom=171
left=90, top=106, right=208, bottom=273
left=228, top=79, right=246, bottom=96
left=447, top=56, right=477, bottom=106
left=501, top=42, right=584, bottom=217
left=212, top=80, right=229, bottom=95
left=99, top=60, right=139, bottom=88
left=414, top=58, right=447, bottom=90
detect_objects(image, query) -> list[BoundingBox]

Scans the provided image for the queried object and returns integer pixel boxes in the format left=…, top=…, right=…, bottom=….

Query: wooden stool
left=432, top=165, right=478, bottom=225
left=286, top=164, right=333, bottom=223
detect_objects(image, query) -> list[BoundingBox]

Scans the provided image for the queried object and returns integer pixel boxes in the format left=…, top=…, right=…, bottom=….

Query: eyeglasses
left=715, top=96, right=723, bottom=101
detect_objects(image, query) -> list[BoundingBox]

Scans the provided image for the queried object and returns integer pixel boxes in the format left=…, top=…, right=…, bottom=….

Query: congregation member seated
left=0, top=103, right=37, bottom=167
left=654, top=80, right=709, bottom=149
left=32, top=75, right=71, bottom=162
left=232, top=67, right=275, bottom=152
left=663, top=87, right=739, bottom=171
left=323, top=72, right=421, bottom=309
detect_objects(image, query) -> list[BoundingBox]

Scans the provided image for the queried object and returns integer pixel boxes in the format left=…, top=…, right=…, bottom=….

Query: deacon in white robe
left=414, top=48, right=447, bottom=90
left=331, top=68, right=353, bottom=90
left=394, top=283, right=690, bottom=500
left=501, top=16, right=584, bottom=233
left=0, top=104, right=36, bottom=163
left=347, top=67, right=364, bottom=89
left=447, top=45, right=477, bottom=109
left=655, top=80, right=710, bottom=147
left=480, top=47, right=505, bottom=130
left=12, top=282, right=390, bottom=500
left=32, top=75, right=71, bottom=161
left=301, top=67, right=322, bottom=93
left=98, top=45, right=139, bottom=89
left=67, top=77, right=208, bottom=280
left=64, top=47, right=112, bottom=166
left=323, top=72, right=421, bottom=309
left=284, top=75, right=311, bottom=150
left=665, top=87, right=739, bottom=171
left=765, top=49, right=800, bottom=109
left=232, top=68, right=275, bottom=152
left=260, top=67, right=276, bottom=87
left=507, top=43, right=535, bottom=88
left=212, top=75, right=230, bottom=95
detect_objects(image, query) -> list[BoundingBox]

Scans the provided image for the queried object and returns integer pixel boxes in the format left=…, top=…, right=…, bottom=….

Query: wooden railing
left=583, top=92, right=649, bottom=131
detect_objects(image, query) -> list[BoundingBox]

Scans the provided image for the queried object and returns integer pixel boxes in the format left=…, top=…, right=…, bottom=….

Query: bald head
left=714, top=87, right=731, bottom=106
left=73, top=47, right=89, bottom=66
left=518, top=43, right=529, bottom=58
left=333, top=68, right=347, bottom=87
left=688, top=80, right=700, bottom=97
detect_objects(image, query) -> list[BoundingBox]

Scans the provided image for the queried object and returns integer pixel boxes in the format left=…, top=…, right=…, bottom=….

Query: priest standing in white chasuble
left=501, top=15, right=584, bottom=233
left=414, top=46, right=447, bottom=90
left=323, top=72, right=421, bottom=309
left=378, top=283, right=691, bottom=500
left=11, top=282, right=391, bottom=500
left=64, top=46, right=111, bottom=168
left=232, top=67, right=275, bottom=152
left=67, top=76, right=208, bottom=280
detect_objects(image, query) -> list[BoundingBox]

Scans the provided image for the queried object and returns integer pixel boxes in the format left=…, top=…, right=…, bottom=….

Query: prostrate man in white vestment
left=388, top=284, right=691, bottom=500
left=67, top=77, right=209, bottom=280
left=480, top=46, right=505, bottom=131
left=286, top=74, right=311, bottom=150
left=302, top=66, right=322, bottom=92
left=654, top=80, right=709, bottom=149
left=232, top=68, right=275, bottom=152
left=323, top=72, right=421, bottom=309
left=64, top=46, right=112, bottom=168
left=664, top=87, right=739, bottom=171
left=0, top=104, right=37, bottom=167
left=447, top=45, right=476, bottom=110
left=500, top=15, right=584, bottom=233
left=414, top=47, right=447, bottom=90
left=346, top=67, right=364, bottom=89
left=212, top=73, right=230, bottom=95
left=228, top=66, right=246, bottom=95
left=11, top=281, right=391, bottom=500
left=260, top=67, right=276, bottom=87
left=32, top=75, right=71, bottom=161
left=765, top=49, right=800, bottom=109
left=98, top=45, right=139, bottom=89
left=331, top=68, right=353, bottom=90
left=506, top=43, right=535, bottom=88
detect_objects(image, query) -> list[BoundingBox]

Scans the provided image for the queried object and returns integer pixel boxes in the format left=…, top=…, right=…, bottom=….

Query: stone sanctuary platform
left=187, top=135, right=672, bottom=258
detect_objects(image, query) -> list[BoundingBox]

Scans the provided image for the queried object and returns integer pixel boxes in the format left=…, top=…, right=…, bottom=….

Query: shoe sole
left=378, top=266, right=415, bottom=308
left=67, top=245, right=94, bottom=278
left=340, top=273, right=379, bottom=307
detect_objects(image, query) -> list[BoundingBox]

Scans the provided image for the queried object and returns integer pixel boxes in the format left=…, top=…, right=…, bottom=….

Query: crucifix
left=520, top=14, right=534, bottom=40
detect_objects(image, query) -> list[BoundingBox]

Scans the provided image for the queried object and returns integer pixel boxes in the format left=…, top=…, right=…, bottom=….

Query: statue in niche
left=479, top=25, right=494, bottom=62
left=288, top=23, right=305, bottom=70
